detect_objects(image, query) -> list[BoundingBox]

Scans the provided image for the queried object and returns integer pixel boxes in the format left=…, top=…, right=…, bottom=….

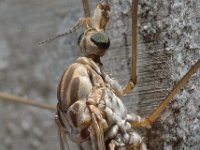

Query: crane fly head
left=78, top=1, right=111, bottom=58
left=78, top=28, right=110, bottom=57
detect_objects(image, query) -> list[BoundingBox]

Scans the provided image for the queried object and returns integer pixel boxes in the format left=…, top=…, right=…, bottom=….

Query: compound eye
left=90, top=32, right=110, bottom=49
left=78, top=32, right=84, bottom=46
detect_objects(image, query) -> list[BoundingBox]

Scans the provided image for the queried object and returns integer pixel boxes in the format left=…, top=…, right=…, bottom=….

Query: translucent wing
left=55, top=114, right=71, bottom=150
left=92, top=116, right=106, bottom=150
left=87, top=104, right=106, bottom=150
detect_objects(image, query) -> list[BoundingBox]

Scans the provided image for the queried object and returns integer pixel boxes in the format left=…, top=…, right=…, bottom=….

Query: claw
left=123, top=79, right=135, bottom=95
left=109, top=140, right=116, bottom=150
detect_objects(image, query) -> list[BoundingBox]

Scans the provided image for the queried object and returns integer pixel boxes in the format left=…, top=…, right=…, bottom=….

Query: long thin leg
left=132, top=59, right=200, bottom=127
left=0, top=92, right=56, bottom=111
left=131, top=0, right=138, bottom=85
left=123, top=0, right=138, bottom=95
left=82, top=0, right=91, bottom=18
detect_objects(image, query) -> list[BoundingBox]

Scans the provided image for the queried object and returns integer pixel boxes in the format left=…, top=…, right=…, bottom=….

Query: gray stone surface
left=0, top=0, right=199, bottom=150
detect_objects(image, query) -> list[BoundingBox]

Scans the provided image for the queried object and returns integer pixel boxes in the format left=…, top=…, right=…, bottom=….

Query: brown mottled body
left=56, top=56, right=149, bottom=150
left=57, top=57, right=106, bottom=111
left=56, top=56, right=147, bottom=150
left=56, top=57, right=108, bottom=148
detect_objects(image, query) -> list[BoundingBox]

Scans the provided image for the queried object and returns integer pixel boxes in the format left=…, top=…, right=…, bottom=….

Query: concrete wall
left=0, top=0, right=199, bottom=149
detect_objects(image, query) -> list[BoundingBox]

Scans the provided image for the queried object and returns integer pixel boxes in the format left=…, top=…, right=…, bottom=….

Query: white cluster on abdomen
left=98, top=88, right=146, bottom=149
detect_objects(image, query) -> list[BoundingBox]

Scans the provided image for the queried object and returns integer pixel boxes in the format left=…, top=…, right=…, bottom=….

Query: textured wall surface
left=0, top=0, right=199, bottom=150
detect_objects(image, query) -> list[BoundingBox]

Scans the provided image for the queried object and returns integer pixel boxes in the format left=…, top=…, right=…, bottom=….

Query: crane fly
left=0, top=0, right=199, bottom=150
